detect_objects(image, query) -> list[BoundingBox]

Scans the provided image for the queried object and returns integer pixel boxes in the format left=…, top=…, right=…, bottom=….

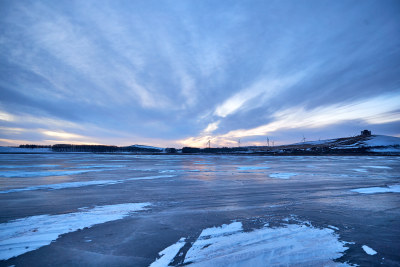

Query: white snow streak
left=351, top=185, right=400, bottom=194
left=361, top=166, right=392, bottom=169
left=150, top=221, right=349, bottom=266
left=149, top=238, right=186, bottom=267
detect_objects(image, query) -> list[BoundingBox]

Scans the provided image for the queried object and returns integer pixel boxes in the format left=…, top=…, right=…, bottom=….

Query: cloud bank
left=1, top=0, right=399, bottom=147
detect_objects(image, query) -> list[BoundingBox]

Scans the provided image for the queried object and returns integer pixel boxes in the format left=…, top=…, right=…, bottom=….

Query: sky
left=0, top=0, right=399, bottom=148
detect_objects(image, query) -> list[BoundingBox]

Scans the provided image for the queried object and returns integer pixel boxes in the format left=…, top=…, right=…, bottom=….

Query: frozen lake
left=0, top=154, right=399, bottom=266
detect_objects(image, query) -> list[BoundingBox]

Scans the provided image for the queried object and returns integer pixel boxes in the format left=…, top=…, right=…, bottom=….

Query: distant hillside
left=1, top=134, right=399, bottom=155
left=128, top=145, right=164, bottom=152
left=250, top=135, right=400, bottom=155
left=0, top=144, right=164, bottom=153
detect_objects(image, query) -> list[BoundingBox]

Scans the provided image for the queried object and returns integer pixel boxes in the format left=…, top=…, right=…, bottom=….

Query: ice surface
left=269, top=173, right=297, bottom=179
left=150, top=221, right=349, bottom=266
left=351, top=185, right=400, bottom=194
left=0, top=202, right=151, bottom=260
left=149, top=238, right=186, bottom=267
left=0, top=147, right=52, bottom=153
left=362, top=245, right=377, bottom=255
left=0, top=175, right=175, bottom=194
left=237, top=166, right=270, bottom=170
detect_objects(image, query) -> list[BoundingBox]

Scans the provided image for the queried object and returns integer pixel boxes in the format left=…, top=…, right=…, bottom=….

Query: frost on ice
left=150, top=221, right=350, bottom=266
left=0, top=202, right=151, bottom=260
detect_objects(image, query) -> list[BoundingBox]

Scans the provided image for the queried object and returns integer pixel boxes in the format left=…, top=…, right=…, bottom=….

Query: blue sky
left=0, top=0, right=399, bottom=148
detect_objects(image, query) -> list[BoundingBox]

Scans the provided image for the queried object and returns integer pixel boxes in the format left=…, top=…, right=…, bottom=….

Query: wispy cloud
left=180, top=92, right=400, bottom=147
left=214, top=71, right=307, bottom=118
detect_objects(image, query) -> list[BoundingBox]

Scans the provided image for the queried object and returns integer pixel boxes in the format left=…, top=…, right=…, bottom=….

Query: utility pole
left=207, top=139, right=211, bottom=149
left=272, top=141, right=274, bottom=147
left=302, top=135, right=306, bottom=143
left=238, top=139, right=241, bottom=147
left=267, top=137, right=270, bottom=147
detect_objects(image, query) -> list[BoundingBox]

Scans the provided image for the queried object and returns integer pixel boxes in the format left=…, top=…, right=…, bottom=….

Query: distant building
left=361, top=129, right=371, bottom=136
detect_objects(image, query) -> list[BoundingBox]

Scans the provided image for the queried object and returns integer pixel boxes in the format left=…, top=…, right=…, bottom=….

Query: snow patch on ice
left=362, top=245, right=377, bottom=255
left=351, top=185, right=400, bottom=194
left=237, top=166, right=271, bottom=171
left=150, top=221, right=350, bottom=266
left=149, top=238, right=186, bottom=267
left=0, top=202, right=151, bottom=260
left=269, top=173, right=297, bottom=179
